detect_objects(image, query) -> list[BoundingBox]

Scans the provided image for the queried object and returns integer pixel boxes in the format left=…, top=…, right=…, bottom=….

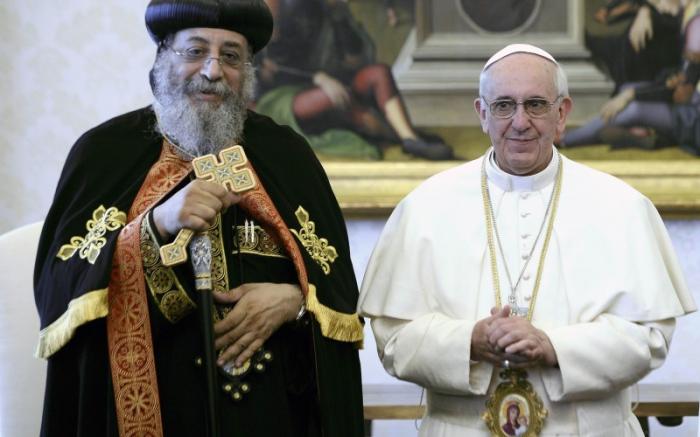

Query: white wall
left=0, top=0, right=153, bottom=234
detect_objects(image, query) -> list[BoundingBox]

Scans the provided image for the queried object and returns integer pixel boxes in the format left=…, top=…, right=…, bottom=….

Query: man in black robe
left=33, top=1, right=364, bottom=436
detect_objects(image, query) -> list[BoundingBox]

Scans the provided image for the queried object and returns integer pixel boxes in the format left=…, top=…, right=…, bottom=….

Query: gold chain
left=480, top=153, right=563, bottom=321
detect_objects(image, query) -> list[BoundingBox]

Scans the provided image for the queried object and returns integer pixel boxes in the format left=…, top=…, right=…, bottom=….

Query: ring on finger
left=502, top=359, right=510, bottom=369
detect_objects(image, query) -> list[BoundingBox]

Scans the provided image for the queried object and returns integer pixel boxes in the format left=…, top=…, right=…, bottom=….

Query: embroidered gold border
left=210, top=215, right=229, bottom=292
left=290, top=207, right=338, bottom=275
left=35, top=288, right=109, bottom=359
left=141, top=218, right=196, bottom=323
left=109, top=217, right=163, bottom=437
left=306, top=283, right=363, bottom=345
left=107, top=141, right=190, bottom=437
left=232, top=225, right=287, bottom=259
left=209, top=214, right=231, bottom=322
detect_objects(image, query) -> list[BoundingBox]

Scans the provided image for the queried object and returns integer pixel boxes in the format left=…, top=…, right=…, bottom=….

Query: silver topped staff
left=189, top=234, right=219, bottom=437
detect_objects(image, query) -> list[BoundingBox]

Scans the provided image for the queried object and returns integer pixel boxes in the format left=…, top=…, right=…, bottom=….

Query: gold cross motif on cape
left=160, top=145, right=257, bottom=266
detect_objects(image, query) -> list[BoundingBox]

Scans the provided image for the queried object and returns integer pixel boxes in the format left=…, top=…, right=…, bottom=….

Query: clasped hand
left=152, top=183, right=305, bottom=368
left=471, top=306, right=558, bottom=369
left=213, top=282, right=304, bottom=368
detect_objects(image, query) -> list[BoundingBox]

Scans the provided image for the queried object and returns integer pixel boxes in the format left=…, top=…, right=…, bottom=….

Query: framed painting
left=256, top=0, right=700, bottom=217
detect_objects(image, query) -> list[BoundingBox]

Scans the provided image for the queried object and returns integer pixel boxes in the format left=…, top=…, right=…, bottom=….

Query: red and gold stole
left=107, top=142, right=191, bottom=437
left=106, top=142, right=311, bottom=436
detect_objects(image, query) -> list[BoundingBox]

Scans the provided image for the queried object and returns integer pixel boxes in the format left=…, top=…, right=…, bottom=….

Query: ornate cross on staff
left=159, top=145, right=257, bottom=266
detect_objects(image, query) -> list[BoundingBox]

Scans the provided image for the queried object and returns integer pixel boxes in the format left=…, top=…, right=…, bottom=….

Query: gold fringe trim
left=34, top=288, right=109, bottom=359
left=306, top=283, right=363, bottom=346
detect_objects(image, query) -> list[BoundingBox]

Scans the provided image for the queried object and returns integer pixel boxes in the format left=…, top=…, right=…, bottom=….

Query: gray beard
left=151, top=55, right=256, bottom=157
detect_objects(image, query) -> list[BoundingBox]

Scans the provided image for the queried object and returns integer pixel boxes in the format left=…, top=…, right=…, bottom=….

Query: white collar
left=485, top=146, right=559, bottom=192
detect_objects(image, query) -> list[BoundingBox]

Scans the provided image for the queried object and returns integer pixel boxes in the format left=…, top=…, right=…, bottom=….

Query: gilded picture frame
left=325, top=160, right=700, bottom=218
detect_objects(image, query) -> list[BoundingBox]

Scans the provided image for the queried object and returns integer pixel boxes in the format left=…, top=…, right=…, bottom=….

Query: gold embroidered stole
left=106, top=142, right=191, bottom=437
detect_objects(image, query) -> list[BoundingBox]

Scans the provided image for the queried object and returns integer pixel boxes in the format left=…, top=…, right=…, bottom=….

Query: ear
left=474, top=97, right=489, bottom=133
left=556, top=96, right=573, bottom=137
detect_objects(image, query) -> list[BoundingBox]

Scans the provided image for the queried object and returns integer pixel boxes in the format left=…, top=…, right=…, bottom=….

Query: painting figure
left=586, top=0, right=683, bottom=92
left=383, top=0, right=415, bottom=27
left=515, top=415, right=529, bottom=435
left=256, top=0, right=454, bottom=160
left=501, top=403, right=522, bottom=436
left=384, top=0, right=398, bottom=27
left=562, top=0, right=700, bottom=155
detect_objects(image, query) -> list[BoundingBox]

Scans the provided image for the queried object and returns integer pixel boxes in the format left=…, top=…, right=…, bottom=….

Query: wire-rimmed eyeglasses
left=162, top=43, right=251, bottom=69
left=481, top=96, right=563, bottom=119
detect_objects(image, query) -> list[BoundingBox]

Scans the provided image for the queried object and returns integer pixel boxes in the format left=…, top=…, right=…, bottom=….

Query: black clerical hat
left=145, top=0, right=273, bottom=53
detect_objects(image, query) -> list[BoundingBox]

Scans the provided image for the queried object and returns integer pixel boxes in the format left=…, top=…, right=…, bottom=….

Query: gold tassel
left=306, top=284, right=363, bottom=347
left=34, top=288, right=109, bottom=359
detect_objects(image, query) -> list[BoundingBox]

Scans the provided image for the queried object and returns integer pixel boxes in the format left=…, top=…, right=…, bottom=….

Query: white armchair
left=0, top=222, right=46, bottom=437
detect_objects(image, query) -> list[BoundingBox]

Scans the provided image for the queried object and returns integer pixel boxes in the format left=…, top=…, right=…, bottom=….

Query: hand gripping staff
left=160, top=145, right=257, bottom=266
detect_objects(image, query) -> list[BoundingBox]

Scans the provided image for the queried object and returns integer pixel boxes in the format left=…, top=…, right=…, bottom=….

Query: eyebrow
left=184, top=36, right=245, bottom=50
left=491, top=95, right=548, bottom=101
left=221, top=41, right=245, bottom=51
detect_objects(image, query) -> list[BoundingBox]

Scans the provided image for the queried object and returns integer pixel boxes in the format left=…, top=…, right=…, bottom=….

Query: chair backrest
left=0, top=222, right=46, bottom=437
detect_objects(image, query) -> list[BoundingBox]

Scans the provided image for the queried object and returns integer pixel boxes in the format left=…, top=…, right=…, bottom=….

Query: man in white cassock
left=358, top=43, right=696, bottom=436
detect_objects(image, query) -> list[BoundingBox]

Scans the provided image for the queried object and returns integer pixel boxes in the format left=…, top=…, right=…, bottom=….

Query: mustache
left=183, top=76, right=233, bottom=98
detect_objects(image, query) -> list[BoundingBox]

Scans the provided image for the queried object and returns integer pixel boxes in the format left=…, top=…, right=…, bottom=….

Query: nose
left=510, top=103, right=531, bottom=131
left=200, top=57, right=224, bottom=81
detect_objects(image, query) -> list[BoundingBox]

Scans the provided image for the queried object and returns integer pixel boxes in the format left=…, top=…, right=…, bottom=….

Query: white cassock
left=358, top=148, right=696, bottom=437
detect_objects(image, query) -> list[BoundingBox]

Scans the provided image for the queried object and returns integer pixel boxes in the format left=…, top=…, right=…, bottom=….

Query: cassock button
left=523, top=273, right=531, bottom=281
left=524, top=294, right=532, bottom=301
left=521, top=253, right=529, bottom=260
left=521, top=233, right=530, bottom=239
left=520, top=212, right=530, bottom=218
left=520, top=193, right=530, bottom=199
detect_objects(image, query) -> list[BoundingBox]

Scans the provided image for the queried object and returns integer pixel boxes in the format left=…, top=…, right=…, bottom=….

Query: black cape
left=34, top=107, right=364, bottom=436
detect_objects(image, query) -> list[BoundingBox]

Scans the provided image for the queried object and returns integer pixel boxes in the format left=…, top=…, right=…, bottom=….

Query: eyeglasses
left=163, top=43, right=251, bottom=69
left=481, top=96, right=562, bottom=119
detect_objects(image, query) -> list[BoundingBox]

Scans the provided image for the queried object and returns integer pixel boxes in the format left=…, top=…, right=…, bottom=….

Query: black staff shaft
left=189, top=234, right=219, bottom=437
